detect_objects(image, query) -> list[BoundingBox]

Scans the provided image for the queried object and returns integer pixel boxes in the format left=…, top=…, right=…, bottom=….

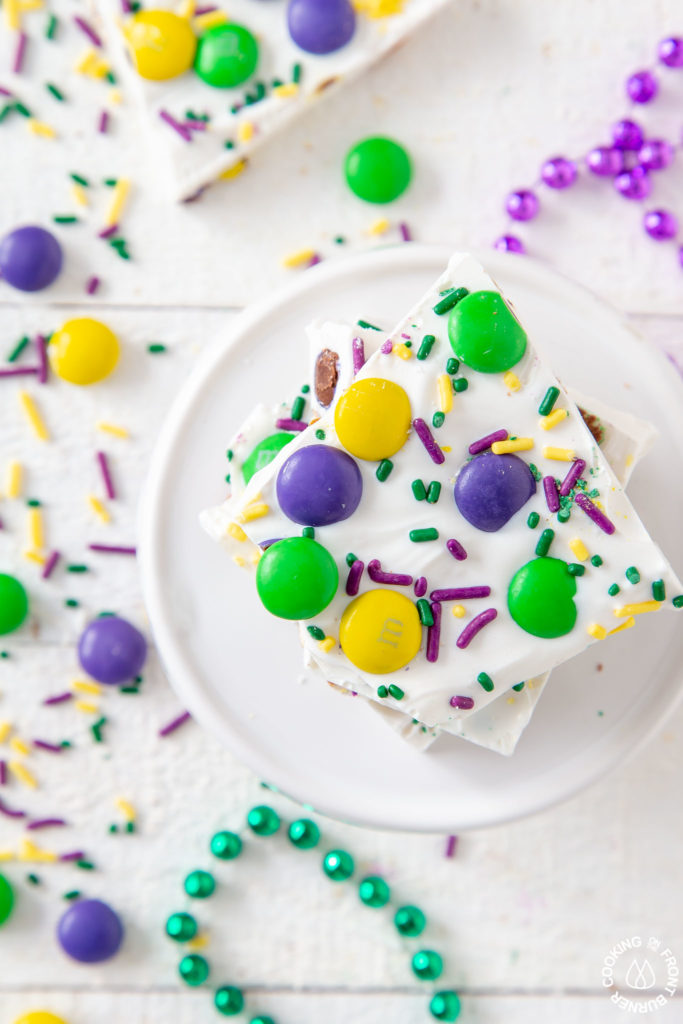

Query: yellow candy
left=49, top=318, right=119, bottom=386
left=334, top=378, right=411, bottom=461
left=340, top=589, right=421, bottom=674
left=14, top=1015, right=68, bottom=1024
left=124, top=10, right=197, bottom=82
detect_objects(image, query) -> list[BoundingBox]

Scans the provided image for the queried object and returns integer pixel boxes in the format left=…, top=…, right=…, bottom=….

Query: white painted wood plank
left=4, top=991, right=683, bottom=1023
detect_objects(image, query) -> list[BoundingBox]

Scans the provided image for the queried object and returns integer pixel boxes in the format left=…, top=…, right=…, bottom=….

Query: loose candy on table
left=276, top=444, right=363, bottom=526
left=0, top=226, right=63, bottom=292
left=56, top=898, right=124, bottom=963
left=287, top=0, right=356, bottom=55
left=77, top=616, right=147, bottom=684
left=123, top=10, right=197, bottom=81
left=194, top=23, right=259, bottom=88
left=256, top=537, right=338, bottom=619
left=344, top=137, right=412, bottom=204
left=0, top=574, right=29, bottom=635
left=48, top=318, right=120, bottom=385
left=0, top=872, right=15, bottom=925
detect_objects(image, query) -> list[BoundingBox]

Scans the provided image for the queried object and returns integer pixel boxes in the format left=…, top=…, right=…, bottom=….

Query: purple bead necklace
left=494, top=35, right=683, bottom=264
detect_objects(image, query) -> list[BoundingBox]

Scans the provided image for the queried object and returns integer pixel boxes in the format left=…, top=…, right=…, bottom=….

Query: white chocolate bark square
left=203, top=253, right=683, bottom=746
left=97, top=0, right=451, bottom=201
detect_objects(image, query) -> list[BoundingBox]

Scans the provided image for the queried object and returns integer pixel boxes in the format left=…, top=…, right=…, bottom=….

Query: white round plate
left=139, top=245, right=683, bottom=832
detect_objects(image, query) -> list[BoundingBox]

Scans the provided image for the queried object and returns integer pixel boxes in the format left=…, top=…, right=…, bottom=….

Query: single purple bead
left=540, top=155, right=577, bottom=189
left=611, top=118, right=644, bottom=151
left=287, top=0, right=355, bottom=55
left=639, top=138, right=674, bottom=171
left=615, top=165, right=652, bottom=200
left=644, top=209, right=678, bottom=240
left=679, top=245, right=683, bottom=268
left=276, top=444, right=362, bottom=526
left=78, top=615, right=147, bottom=684
left=493, top=234, right=525, bottom=254
left=658, top=37, right=683, bottom=68
left=505, top=189, right=539, bottom=222
left=0, top=225, right=63, bottom=292
left=57, top=899, right=124, bottom=963
left=586, top=146, right=624, bottom=177
left=626, top=70, right=658, bottom=104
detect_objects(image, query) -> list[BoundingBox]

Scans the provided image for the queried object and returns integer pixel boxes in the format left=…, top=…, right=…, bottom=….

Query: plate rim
left=138, top=243, right=683, bottom=832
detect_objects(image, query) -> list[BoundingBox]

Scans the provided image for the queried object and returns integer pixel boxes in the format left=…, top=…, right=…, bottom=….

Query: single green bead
left=195, top=23, right=259, bottom=88
left=359, top=875, right=391, bottom=908
left=256, top=537, right=338, bottom=620
left=322, top=849, right=354, bottom=881
left=430, top=990, right=462, bottom=1021
left=215, top=985, right=245, bottom=1016
left=507, top=557, right=577, bottom=638
left=184, top=869, right=216, bottom=898
left=210, top=830, right=243, bottom=860
left=448, top=290, right=527, bottom=373
left=412, top=949, right=444, bottom=981
left=247, top=805, right=280, bottom=836
left=394, top=904, right=426, bottom=937
left=0, top=873, right=15, bottom=925
left=288, top=818, right=320, bottom=850
left=0, top=574, right=29, bottom=635
left=242, top=432, right=294, bottom=485
left=179, top=953, right=210, bottom=986
left=249, top=1017, right=276, bottom=1024
left=344, top=136, right=412, bottom=204
left=165, top=911, right=197, bottom=942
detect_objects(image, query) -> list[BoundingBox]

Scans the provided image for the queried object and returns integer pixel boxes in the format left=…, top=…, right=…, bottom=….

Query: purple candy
left=78, top=616, right=147, bottom=684
left=287, top=0, right=355, bottom=55
left=276, top=444, right=362, bottom=527
left=453, top=452, right=536, bottom=533
left=0, top=225, right=63, bottom=292
left=57, top=898, right=124, bottom=963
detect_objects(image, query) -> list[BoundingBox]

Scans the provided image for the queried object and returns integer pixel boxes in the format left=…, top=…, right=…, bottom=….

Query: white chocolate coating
left=212, top=253, right=682, bottom=738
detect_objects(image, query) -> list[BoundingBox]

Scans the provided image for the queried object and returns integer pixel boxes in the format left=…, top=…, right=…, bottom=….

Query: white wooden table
left=1, top=2, right=683, bottom=1021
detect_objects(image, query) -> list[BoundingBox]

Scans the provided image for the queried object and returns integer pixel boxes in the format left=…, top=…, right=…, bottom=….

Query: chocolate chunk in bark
left=315, top=348, right=340, bottom=408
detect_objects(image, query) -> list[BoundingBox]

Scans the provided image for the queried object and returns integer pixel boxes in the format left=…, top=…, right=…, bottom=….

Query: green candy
left=195, top=23, right=259, bottom=88
left=242, top=432, right=294, bottom=485
left=0, top=873, right=14, bottom=926
left=448, top=290, right=527, bottom=373
left=344, top=136, right=412, bottom=204
left=508, top=557, right=577, bottom=638
left=0, top=574, right=28, bottom=635
left=256, top=537, right=338, bottom=620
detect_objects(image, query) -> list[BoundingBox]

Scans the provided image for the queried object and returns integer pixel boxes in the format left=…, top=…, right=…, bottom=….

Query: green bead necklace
left=164, top=803, right=461, bottom=1022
